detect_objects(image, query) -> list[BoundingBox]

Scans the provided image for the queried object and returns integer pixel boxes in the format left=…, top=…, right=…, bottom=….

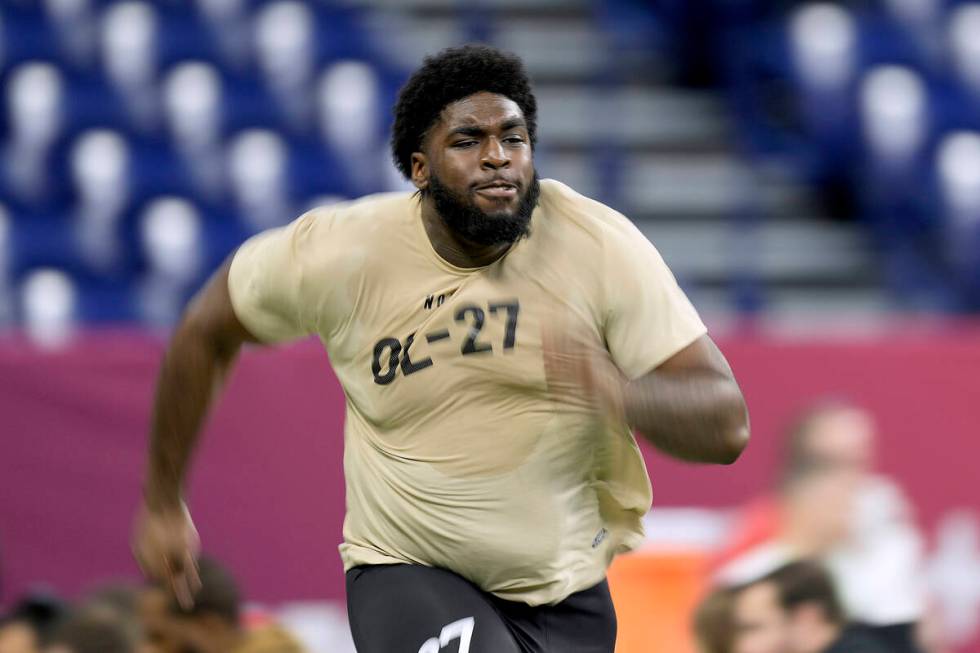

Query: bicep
left=653, top=334, right=735, bottom=379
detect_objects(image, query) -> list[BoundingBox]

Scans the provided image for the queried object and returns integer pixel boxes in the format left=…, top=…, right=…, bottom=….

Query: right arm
left=133, top=259, right=258, bottom=607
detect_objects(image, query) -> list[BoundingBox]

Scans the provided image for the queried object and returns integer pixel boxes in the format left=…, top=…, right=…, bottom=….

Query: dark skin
left=133, top=90, right=749, bottom=607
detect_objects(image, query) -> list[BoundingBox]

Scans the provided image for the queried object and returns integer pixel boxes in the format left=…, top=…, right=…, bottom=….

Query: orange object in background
left=607, top=550, right=710, bottom=653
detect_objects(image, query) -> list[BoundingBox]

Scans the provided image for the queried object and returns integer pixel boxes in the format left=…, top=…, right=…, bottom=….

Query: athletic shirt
left=227, top=179, right=706, bottom=606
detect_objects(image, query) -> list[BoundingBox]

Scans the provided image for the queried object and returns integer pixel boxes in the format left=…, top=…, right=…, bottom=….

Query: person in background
left=694, top=586, right=735, bottom=653
left=43, top=604, right=137, bottom=653
left=0, top=593, right=67, bottom=653
left=139, top=557, right=306, bottom=653
left=137, top=585, right=180, bottom=653
left=80, top=583, right=145, bottom=651
left=0, top=617, right=40, bottom=653
left=714, top=400, right=928, bottom=652
left=730, top=561, right=889, bottom=653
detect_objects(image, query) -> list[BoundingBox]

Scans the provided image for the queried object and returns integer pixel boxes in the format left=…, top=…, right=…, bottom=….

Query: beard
left=428, top=170, right=540, bottom=247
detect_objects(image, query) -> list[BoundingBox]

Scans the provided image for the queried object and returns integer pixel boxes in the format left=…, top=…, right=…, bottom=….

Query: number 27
left=455, top=300, right=519, bottom=355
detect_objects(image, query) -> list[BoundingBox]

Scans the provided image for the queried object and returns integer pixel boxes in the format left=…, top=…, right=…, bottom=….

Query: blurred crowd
left=0, top=558, right=307, bottom=653
left=689, top=401, right=941, bottom=653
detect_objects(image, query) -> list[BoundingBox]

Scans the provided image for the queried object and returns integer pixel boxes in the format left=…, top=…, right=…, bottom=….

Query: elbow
left=716, top=397, right=750, bottom=465
left=717, top=422, right=749, bottom=465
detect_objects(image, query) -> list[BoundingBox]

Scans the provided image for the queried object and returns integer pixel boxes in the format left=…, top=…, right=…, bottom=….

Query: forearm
left=144, top=321, right=240, bottom=510
left=624, top=368, right=749, bottom=464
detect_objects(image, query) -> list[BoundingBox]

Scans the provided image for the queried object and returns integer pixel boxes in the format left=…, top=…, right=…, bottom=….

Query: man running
left=133, top=44, right=749, bottom=653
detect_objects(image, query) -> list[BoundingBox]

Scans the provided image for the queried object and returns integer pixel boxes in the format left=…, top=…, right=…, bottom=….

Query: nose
left=481, top=137, right=509, bottom=170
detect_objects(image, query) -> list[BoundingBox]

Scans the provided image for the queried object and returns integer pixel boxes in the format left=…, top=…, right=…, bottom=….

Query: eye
left=453, top=140, right=477, bottom=148
left=504, top=135, right=525, bottom=144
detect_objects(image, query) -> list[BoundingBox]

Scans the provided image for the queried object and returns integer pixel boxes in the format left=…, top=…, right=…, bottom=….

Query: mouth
left=474, top=181, right=518, bottom=200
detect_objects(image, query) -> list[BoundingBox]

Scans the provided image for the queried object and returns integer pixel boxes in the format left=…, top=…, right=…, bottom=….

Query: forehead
left=734, top=583, right=781, bottom=620
left=436, top=92, right=524, bottom=131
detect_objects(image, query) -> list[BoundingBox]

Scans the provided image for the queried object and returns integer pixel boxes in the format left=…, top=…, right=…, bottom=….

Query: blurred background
left=0, top=0, right=978, bottom=652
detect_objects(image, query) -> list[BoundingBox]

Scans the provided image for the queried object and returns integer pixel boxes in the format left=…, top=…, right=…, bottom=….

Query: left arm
left=623, top=334, right=748, bottom=464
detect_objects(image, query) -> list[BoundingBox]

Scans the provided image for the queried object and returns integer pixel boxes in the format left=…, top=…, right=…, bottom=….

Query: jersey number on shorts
left=418, top=616, right=475, bottom=653
left=371, top=299, right=520, bottom=385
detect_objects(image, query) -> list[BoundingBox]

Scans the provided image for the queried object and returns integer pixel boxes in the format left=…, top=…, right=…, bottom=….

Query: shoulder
left=301, top=191, right=416, bottom=239
left=538, top=178, right=650, bottom=248
left=282, top=191, right=416, bottom=265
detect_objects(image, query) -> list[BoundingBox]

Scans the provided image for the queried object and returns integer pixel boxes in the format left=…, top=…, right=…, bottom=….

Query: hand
left=541, top=322, right=629, bottom=424
left=132, top=500, right=201, bottom=610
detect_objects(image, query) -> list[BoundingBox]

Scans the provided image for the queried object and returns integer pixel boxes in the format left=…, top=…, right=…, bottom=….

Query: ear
left=411, top=151, right=429, bottom=191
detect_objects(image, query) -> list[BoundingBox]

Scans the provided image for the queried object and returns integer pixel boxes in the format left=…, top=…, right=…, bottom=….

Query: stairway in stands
left=348, top=0, right=890, bottom=326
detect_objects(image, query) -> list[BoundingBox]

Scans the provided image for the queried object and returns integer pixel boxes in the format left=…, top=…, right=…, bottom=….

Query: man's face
left=412, top=91, right=539, bottom=247
left=803, top=408, right=876, bottom=474
left=733, top=582, right=792, bottom=653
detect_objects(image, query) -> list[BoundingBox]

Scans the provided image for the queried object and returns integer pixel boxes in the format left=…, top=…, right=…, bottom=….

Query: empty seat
left=140, top=196, right=203, bottom=283
left=163, top=61, right=225, bottom=201
left=226, top=128, right=292, bottom=231
left=948, top=4, right=980, bottom=97
left=100, top=1, right=160, bottom=131
left=317, top=61, right=380, bottom=154
left=21, top=268, right=77, bottom=348
left=936, top=131, right=980, bottom=274
left=3, top=62, right=65, bottom=204
left=254, top=1, right=316, bottom=131
left=0, top=204, right=12, bottom=328
left=70, top=129, right=131, bottom=274
left=137, top=196, right=203, bottom=326
left=788, top=4, right=857, bottom=92
left=860, top=65, right=928, bottom=167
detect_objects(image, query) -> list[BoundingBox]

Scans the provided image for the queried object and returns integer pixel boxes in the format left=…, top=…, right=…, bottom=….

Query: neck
left=420, top=194, right=511, bottom=268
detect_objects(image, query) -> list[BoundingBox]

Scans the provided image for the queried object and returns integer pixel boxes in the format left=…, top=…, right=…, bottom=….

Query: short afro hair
left=391, top=44, right=538, bottom=179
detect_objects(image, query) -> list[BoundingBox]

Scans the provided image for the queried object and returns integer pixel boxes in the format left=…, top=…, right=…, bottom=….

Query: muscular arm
left=624, top=335, right=749, bottom=464
left=135, top=258, right=258, bottom=607
left=143, top=259, right=257, bottom=509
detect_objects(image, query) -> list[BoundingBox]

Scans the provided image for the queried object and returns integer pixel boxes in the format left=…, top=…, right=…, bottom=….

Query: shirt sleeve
left=602, top=218, right=707, bottom=380
left=227, top=211, right=321, bottom=344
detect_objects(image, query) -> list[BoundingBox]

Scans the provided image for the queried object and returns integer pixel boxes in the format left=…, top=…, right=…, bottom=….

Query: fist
left=132, top=501, right=201, bottom=609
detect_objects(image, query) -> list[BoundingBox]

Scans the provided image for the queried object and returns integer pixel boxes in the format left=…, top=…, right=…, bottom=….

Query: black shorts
left=346, top=564, right=617, bottom=653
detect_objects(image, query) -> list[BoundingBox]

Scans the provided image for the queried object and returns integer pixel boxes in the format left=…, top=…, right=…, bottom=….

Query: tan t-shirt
left=228, top=179, right=706, bottom=606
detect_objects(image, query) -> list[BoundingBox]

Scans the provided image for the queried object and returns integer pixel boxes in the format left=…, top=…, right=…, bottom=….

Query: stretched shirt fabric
left=228, top=178, right=706, bottom=606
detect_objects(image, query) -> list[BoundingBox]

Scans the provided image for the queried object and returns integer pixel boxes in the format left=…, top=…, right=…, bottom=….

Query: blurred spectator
left=81, top=582, right=145, bottom=649
left=715, top=400, right=928, bottom=652
left=45, top=604, right=136, bottom=653
left=140, top=557, right=306, bottom=653
left=0, top=592, right=68, bottom=653
left=0, top=618, right=39, bottom=653
left=730, top=560, right=890, bottom=653
left=694, top=587, right=735, bottom=653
